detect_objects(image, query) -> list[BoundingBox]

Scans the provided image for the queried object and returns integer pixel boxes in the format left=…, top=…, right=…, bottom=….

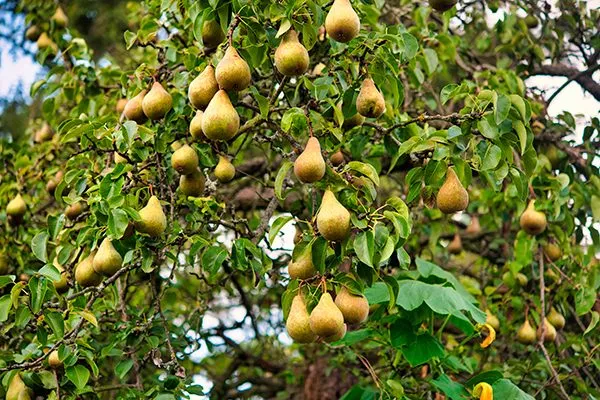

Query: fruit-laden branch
left=532, top=63, right=600, bottom=101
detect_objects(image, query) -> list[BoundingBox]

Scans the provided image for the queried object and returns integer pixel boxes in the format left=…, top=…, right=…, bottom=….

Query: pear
left=52, top=6, right=69, bottom=27
left=142, top=82, right=172, bottom=120
left=335, top=287, right=369, bottom=324
left=93, top=238, right=123, bottom=276
left=516, top=319, right=537, bottom=344
left=65, top=202, right=83, bottom=220
left=294, top=137, right=326, bottom=183
left=171, top=145, right=199, bottom=175
left=46, top=171, right=64, bottom=194
left=485, top=309, right=500, bottom=330
left=179, top=168, right=206, bottom=197
left=123, top=90, right=147, bottom=123
left=465, top=215, right=481, bottom=234
left=330, top=150, right=345, bottom=166
left=188, top=65, right=219, bottom=109
left=325, top=0, right=360, bottom=43
left=429, top=0, right=457, bottom=12
left=202, top=19, right=225, bottom=50
left=75, top=252, right=102, bottom=287
left=6, top=373, right=33, bottom=400
left=202, top=90, right=240, bottom=141
left=322, top=323, right=347, bottom=343
left=544, top=243, right=561, bottom=261
left=274, top=29, right=310, bottom=76
left=547, top=307, right=565, bottom=329
left=312, top=62, right=326, bottom=76
left=214, top=156, right=236, bottom=183
left=537, top=318, right=557, bottom=342
left=356, top=78, right=385, bottom=118
left=309, top=292, right=345, bottom=337
left=34, top=122, right=54, bottom=142
left=342, top=113, right=365, bottom=129
left=135, top=196, right=167, bottom=237
left=317, top=190, right=351, bottom=241
left=288, top=249, right=317, bottom=280
left=215, top=47, right=251, bottom=92
left=286, top=294, right=318, bottom=343
left=116, top=98, right=128, bottom=114
left=190, top=110, right=204, bottom=140
left=519, top=200, right=547, bottom=235
left=447, top=233, right=462, bottom=254
left=436, top=167, right=469, bottom=214
left=52, top=258, right=69, bottom=293
left=7, top=194, right=27, bottom=217
left=524, top=15, right=539, bottom=29
left=48, top=350, right=62, bottom=369
left=25, top=25, right=40, bottom=41
left=36, top=32, right=57, bottom=53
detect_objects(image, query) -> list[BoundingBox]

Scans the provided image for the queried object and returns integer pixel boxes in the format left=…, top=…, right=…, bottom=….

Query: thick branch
left=532, top=64, right=600, bottom=101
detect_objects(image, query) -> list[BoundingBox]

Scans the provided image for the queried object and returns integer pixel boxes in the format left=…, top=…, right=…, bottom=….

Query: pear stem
left=226, top=14, right=242, bottom=47
left=149, top=184, right=154, bottom=196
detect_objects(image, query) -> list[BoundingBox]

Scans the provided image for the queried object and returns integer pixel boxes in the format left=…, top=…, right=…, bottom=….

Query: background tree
left=0, top=0, right=599, bottom=399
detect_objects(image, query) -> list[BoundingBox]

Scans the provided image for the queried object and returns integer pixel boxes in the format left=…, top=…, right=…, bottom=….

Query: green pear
left=325, top=0, right=360, bottom=43
left=519, top=200, right=547, bottom=235
left=7, top=194, right=26, bottom=217
left=52, top=6, right=69, bottom=27
left=142, top=82, right=172, bottom=120
left=547, top=307, right=565, bottom=329
left=322, top=322, right=347, bottom=343
left=215, top=46, right=251, bottom=92
left=335, top=287, right=369, bottom=324
left=214, top=156, right=236, bottom=183
left=135, top=195, right=167, bottom=237
left=6, top=373, right=33, bottom=400
left=286, top=294, right=317, bottom=343
left=294, top=137, right=326, bottom=183
left=25, top=25, right=40, bottom=41
left=342, top=113, right=365, bottom=129
left=123, top=90, right=147, bottom=123
left=65, top=202, right=84, bottom=220
left=202, top=19, right=225, bottom=49
left=436, top=167, right=469, bottom=213
left=356, top=78, right=385, bottom=118
left=75, top=252, right=103, bottom=287
left=188, top=65, right=219, bottom=109
left=544, top=243, right=562, bottom=261
left=309, top=292, right=345, bottom=337
left=93, top=238, right=123, bottom=276
left=288, top=249, right=317, bottom=280
left=537, top=318, right=557, bottom=342
left=516, top=319, right=537, bottom=344
left=116, top=98, right=128, bottom=114
left=34, top=122, right=54, bottom=142
left=171, top=144, right=199, bottom=175
left=179, top=168, right=206, bottom=197
left=274, top=29, right=310, bottom=76
left=202, top=90, right=240, bottom=141
left=52, top=258, right=69, bottom=293
left=190, top=110, right=204, bottom=140
left=316, top=190, right=351, bottom=241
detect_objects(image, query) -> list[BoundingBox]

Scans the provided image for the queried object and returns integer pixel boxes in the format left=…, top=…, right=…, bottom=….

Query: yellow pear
left=447, top=233, right=462, bottom=254
left=65, top=202, right=83, bottom=220
left=356, top=78, right=385, bottom=118
left=34, top=122, right=54, bottom=142
left=6, top=373, right=33, bottom=400
left=51, top=6, right=69, bottom=27
left=436, top=167, right=469, bottom=214
left=485, top=309, right=500, bottom=330
left=202, top=19, right=225, bottom=49
left=309, top=292, right=345, bottom=337
left=335, top=287, right=369, bottom=324
left=288, top=249, right=317, bottom=280
left=286, top=294, right=317, bottom=343
left=215, top=46, right=251, bottom=92
left=52, top=258, right=69, bottom=293
left=429, top=0, right=457, bottom=12
left=322, top=322, right=347, bottom=343
left=179, top=168, right=206, bottom=197
left=25, top=25, right=40, bottom=41
left=202, top=90, right=240, bottom=141
left=116, top=98, right=128, bottom=114
left=275, top=29, right=310, bottom=76
left=123, top=90, right=147, bottom=123
left=547, top=307, right=565, bottom=330
left=47, top=171, right=64, bottom=194
left=190, top=110, right=204, bottom=140
left=75, top=252, right=102, bottom=287
left=36, top=32, right=57, bottom=53
left=135, top=195, right=167, bottom=237
left=312, top=62, right=326, bottom=76
left=171, top=144, right=199, bottom=175
left=325, top=0, right=360, bottom=43
left=544, top=243, right=561, bottom=261
left=519, top=200, right=547, bottom=235
left=142, top=82, right=172, bottom=120
left=330, top=150, right=345, bottom=166
left=517, top=319, right=537, bottom=344
left=317, top=190, right=351, bottom=241
left=294, top=137, right=326, bottom=183
left=214, top=156, right=236, bottom=183
left=537, top=318, right=557, bottom=342
left=188, top=65, right=219, bottom=109
left=7, top=194, right=26, bottom=217
left=48, top=350, right=62, bottom=369
left=93, top=238, right=123, bottom=276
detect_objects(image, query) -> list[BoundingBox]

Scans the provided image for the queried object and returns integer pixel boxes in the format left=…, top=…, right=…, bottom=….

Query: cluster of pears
left=171, top=144, right=206, bottom=197
left=123, top=81, right=172, bottom=122
left=28, top=6, right=68, bottom=54
left=286, top=287, right=369, bottom=344
left=437, top=166, right=469, bottom=214
left=6, top=193, right=27, bottom=225
left=74, top=238, right=123, bottom=287
left=517, top=308, right=565, bottom=344
left=519, top=200, right=547, bottom=235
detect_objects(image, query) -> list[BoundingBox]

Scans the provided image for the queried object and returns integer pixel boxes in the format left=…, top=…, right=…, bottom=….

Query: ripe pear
left=202, top=19, right=225, bottom=49
left=286, top=294, right=317, bottom=343
left=547, top=307, right=565, bottom=329
left=294, top=137, right=326, bottom=183
left=6, top=373, right=33, bottom=400
left=52, top=258, right=69, bottom=293
left=171, top=145, right=199, bottom=175
left=356, top=78, right=385, bottom=118
left=544, top=243, right=561, bottom=261
left=7, top=194, right=26, bottom=217
left=429, top=0, right=457, bottom=12
left=447, top=233, right=462, bottom=254
left=485, top=309, right=500, bottom=330
left=48, top=350, right=62, bottom=369
left=342, top=113, right=365, bottom=129
left=288, top=250, right=317, bottom=280
left=436, top=167, right=469, bottom=214
left=309, top=292, right=345, bottom=337
left=214, top=156, right=236, bottom=183
left=179, top=168, right=206, bottom=197
left=325, top=0, right=360, bottom=43
left=35, top=122, right=54, bottom=142
left=322, top=322, right=347, bottom=343
left=466, top=215, right=481, bottom=234
left=188, top=65, right=219, bottom=109
left=135, top=196, right=167, bottom=237
left=516, top=319, right=537, bottom=344
left=123, top=90, right=147, bottom=123
left=275, top=29, right=310, bottom=76
left=142, top=82, right=172, bottom=120
left=65, top=202, right=83, bottom=220
left=202, top=90, right=240, bottom=141
left=330, top=150, right=345, bottom=166
left=335, top=287, right=369, bottom=324
left=25, top=25, right=40, bottom=41
left=190, top=110, right=204, bottom=140
left=537, top=318, right=557, bottom=342
left=52, top=6, right=69, bottom=27
left=75, top=252, right=102, bottom=287
left=93, top=238, right=123, bottom=276
left=215, top=46, right=251, bottom=92
left=116, top=98, right=128, bottom=114
left=519, top=200, right=547, bottom=235
left=36, top=32, right=57, bottom=53
left=317, top=190, right=351, bottom=241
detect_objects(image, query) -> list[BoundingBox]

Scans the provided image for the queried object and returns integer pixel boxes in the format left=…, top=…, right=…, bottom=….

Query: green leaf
left=66, top=365, right=90, bottom=390
left=477, top=117, right=498, bottom=139
left=440, top=84, right=458, bottom=105
left=123, top=30, right=137, bottom=50
left=276, top=19, right=291, bottom=38
left=584, top=311, right=599, bottom=336
left=115, top=359, right=134, bottom=380
left=0, top=295, right=11, bottom=322
left=201, top=246, right=228, bottom=277
left=274, top=161, right=293, bottom=200
left=108, top=209, right=129, bottom=239
left=494, top=94, right=511, bottom=124
left=423, top=48, right=439, bottom=75
left=38, top=264, right=61, bottom=282
left=76, top=309, right=98, bottom=328
left=44, top=311, right=65, bottom=338
left=401, top=333, right=445, bottom=367
left=401, top=33, right=419, bottom=59
left=354, top=231, right=374, bottom=267
left=492, top=379, right=534, bottom=400
left=311, top=237, right=328, bottom=273
left=481, top=144, right=502, bottom=171
left=249, top=87, right=269, bottom=118
left=464, top=370, right=503, bottom=388
left=31, top=231, right=49, bottom=263
left=346, top=161, right=380, bottom=186
left=333, top=328, right=374, bottom=346
left=509, top=94, right=527, bottom=121
left=29, top=276, right=48, bottom=314
left=431, top=374, right=469, bottom=400
left=268, top=215, right=293, bottom=245
left=513, top=120, right=527, bottom=155
left=47, top=214, right=65, bottom=240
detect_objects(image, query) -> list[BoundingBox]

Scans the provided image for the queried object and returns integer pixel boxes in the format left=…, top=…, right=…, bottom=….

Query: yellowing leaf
left=76, top=310, right=98, bottom=328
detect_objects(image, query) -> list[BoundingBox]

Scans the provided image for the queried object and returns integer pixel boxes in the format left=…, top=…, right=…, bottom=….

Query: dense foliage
left=1, top=0, right=599, bottom=399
